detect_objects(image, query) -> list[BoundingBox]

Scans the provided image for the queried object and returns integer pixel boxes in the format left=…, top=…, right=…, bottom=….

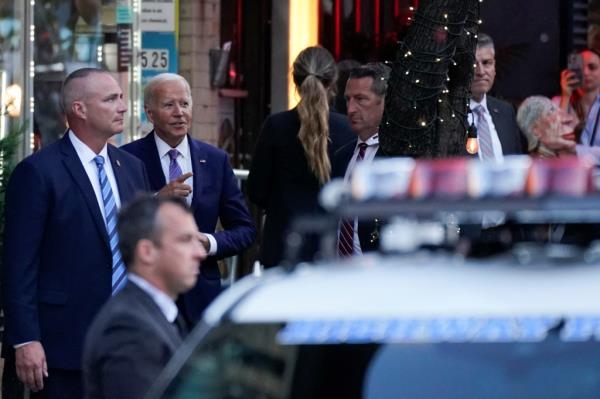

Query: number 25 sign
left=140, top=49, right=169, bottom=70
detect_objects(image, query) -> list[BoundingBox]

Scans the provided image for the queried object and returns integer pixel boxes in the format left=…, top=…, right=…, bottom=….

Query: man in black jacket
left=333, top=63, right=391, bottom=255
left=469, top=33, right=525, bottom=157
left=83, top=196, right=206, bottom=399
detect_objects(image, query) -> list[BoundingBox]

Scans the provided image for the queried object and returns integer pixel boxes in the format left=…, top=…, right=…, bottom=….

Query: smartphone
left=567, top=52, right=584, bottom=86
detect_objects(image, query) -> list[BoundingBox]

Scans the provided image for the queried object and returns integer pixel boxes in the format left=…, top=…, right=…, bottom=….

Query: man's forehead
left=346, top=76, right=375, bottom=94
left=80, top=75, right=121, bottom=98
left=158, top=204, right=195, bottom=228
left=476, top=46, right=495, bottom=60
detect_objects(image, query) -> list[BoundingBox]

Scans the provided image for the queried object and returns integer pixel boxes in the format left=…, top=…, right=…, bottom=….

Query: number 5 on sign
left=140, top=49, right=169, bottom=70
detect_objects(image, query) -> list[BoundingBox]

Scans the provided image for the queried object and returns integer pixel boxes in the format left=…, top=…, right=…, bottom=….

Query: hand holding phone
left=567, top=52, right=584, bottom=87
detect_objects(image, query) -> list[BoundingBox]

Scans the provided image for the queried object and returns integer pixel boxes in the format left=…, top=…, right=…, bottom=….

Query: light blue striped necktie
left=94, top=155, right=126, bottom=294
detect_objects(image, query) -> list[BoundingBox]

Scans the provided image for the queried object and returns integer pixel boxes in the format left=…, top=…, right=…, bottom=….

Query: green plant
left=0, top=117, right=26, bottom=255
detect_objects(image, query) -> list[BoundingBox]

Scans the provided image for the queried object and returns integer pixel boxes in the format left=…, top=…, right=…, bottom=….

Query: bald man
left=2, top=68, right=150, bottom=398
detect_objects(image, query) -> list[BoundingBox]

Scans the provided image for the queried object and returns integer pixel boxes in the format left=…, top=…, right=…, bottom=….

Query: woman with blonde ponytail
left=248, top=46, right=354, bottom=267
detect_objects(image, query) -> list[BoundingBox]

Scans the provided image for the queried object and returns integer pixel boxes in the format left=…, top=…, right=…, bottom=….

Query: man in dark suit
left=121, top=73, right=256, bottom=325
left=83, top=195, right=206, bottom=399
left=2, top=68, right=150, bottom=398
left=469, top=33, right=525, bottom=157
left=332, top=63, right=391, bottom=255
left=466, top=33, right=527, bottom=252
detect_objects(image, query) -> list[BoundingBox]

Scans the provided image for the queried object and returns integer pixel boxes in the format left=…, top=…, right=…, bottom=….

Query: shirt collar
left=68, top=130, right=109, bottom=163
left=359, top=133, right=379, bottom=147
left=154, top=132, right=190, bottom=160
left=128, top=273, right=179, bottom=323
left=470, top=95, right=488, bottom=112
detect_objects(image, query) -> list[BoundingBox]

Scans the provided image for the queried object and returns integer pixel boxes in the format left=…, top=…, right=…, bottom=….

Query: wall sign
left=140, top=0, right=179, bottom=132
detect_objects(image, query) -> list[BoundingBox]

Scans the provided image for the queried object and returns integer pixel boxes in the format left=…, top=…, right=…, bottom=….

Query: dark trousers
left=2, top=349, right=82, bottom=399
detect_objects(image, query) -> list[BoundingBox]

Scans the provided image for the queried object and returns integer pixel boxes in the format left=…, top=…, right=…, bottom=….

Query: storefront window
left=34, top=0, right=139, bottom=148
left=0, top=0, right=140, bottom=155
left=0, top=0, right=27, bottom=149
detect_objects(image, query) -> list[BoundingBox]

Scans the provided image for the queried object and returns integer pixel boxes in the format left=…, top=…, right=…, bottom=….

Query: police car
left=147, top=252, right=600, bottom=399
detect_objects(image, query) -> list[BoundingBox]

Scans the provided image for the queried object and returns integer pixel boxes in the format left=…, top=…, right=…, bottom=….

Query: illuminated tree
left=379, top=0, right=480, bottom=157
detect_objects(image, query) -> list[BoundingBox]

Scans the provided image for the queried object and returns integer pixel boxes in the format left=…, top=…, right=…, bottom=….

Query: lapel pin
left=199, top=159, right=206, bottom=163
left=116, top=159, right=121, bottom=167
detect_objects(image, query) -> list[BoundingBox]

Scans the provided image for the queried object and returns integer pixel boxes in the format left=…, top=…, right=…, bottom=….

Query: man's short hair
left=476, top=32, right=495, bottom=54
left=117, top=195, right=191, bottom=268
left=60, top=67, right=108, bottom=114
left=143, top=73, right=192, bottom=107
left=347, top=62, right=391, bottom=98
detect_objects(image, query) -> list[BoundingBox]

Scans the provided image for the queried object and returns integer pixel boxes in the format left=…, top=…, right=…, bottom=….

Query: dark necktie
left=172, top=313, right=188, bottom=339
left=168, top=149, right=182, bottom=181
left=338, top=143, right=368, bottom=257
left=93, top=155, right=126, bottom=294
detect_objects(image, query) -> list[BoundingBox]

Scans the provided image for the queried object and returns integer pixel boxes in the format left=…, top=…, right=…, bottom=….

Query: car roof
left=205, top=253, right=600, bottom=325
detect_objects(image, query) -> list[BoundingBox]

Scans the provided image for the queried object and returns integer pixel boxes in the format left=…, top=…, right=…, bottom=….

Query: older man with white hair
left=121, top=73, right=256, bottom=326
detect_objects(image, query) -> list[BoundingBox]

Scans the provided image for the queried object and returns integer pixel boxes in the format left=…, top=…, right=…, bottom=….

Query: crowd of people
left=1, top=30, right=598, bottom=398
left=2, top=69, right=255, bottom=398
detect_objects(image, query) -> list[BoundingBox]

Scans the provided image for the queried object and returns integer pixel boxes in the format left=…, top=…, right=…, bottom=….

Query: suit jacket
left=332, top=139, right=382, bottom=253
left=486, top=95, right=527, bottom=155
left=2, top=134, right=150, bottom=369
left=83, top=282, right=182, bottom=399
left=247, top=109, right=355, bottom=267
left=121, top=133, right=256, bottom=323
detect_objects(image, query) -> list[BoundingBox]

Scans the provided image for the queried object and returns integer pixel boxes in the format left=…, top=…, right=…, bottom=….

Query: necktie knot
left=473, top=105, right=486, bottom=118
left=94, top=155, right=105, bottom=167
left=168, top=149, right=179, bottom=161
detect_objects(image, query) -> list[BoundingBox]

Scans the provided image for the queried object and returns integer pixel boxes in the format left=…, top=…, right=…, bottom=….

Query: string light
left=378, top=2, right=480, bottom=155
left=466, top=123, right=479, bottom=154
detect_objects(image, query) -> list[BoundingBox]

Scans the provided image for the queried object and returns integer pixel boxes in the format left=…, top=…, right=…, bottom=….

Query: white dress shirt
left=153, top=133, right=217, bottom=255
left=341, top=133, right=379, bottom=255
left=128, top=273, right=178, bottom=323
left=469, top=97, right=506, bottom=227
left=154, top=134, right=194, bottom=203
left=69, top=130, right=121, bottom=219
left=469, top=96, right=505, bottom=163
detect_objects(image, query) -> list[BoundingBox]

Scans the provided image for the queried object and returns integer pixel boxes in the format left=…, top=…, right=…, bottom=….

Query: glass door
left=0, top=0, right=30, bottom=156
left=32, top=0, right=141, bottom=150
left=0, top=0, right=141, bottom=157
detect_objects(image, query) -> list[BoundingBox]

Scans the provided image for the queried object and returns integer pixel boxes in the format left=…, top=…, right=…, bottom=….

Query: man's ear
left=136, top=238, right=157, bottom=264
left=72, top=101, right=86, bottom=119
left=145, top=107, right=155, bottom=124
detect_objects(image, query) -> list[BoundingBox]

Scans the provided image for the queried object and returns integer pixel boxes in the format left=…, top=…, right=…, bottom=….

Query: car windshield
left=153, top=321, right=600, bottom=399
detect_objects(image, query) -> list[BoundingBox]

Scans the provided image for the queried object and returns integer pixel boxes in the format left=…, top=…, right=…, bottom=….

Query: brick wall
left=178, top=0, right=220, bottom=145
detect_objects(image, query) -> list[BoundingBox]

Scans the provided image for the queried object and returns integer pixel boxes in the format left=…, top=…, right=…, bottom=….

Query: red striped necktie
left=338, top=142, right=368, bottom=257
